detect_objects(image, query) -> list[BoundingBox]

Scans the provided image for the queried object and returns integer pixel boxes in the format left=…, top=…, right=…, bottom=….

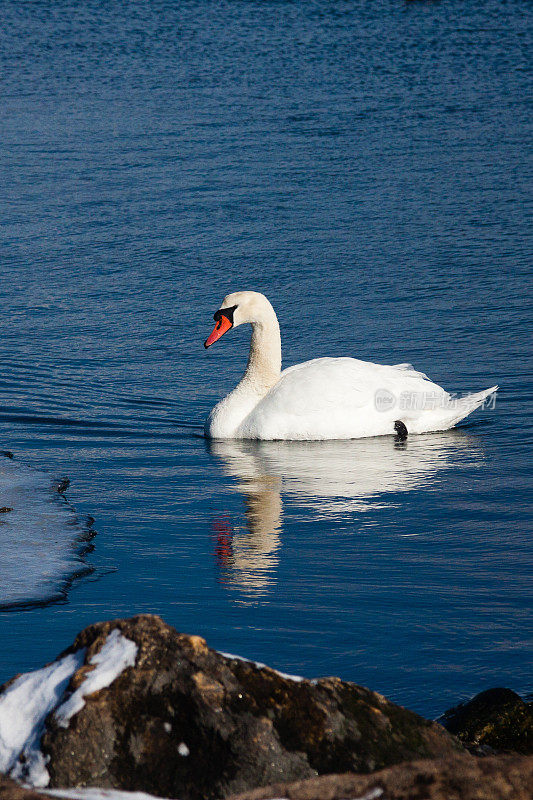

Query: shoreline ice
left=0, top=455, right=93, bottom=609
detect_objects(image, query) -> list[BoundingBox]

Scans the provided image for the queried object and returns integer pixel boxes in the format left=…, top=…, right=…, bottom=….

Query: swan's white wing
left=237, top=357, right=448, bottom=440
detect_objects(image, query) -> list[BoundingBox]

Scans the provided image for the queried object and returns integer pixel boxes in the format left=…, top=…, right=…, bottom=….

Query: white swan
left=204, top=291, right=497, bottom=441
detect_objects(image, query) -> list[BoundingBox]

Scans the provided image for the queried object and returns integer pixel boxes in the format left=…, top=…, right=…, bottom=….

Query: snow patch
left=45, top=790, right=176, bottom=800
left=219, top=651, right=304, bottom=682
left=0, top=650, right=85, bottom=787
left=43, top=790, right=382, bottom=800
left=354, top=790, right=384, bottom=800
left=55, top=630, right=137, bottom=727
left=0, top=629, right=137, bottom=788
left=177, top=742, right=189, bottom=757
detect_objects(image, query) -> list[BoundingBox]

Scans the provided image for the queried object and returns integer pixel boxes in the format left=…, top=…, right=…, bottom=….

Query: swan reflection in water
left=208, top=432, right=482, bottom=599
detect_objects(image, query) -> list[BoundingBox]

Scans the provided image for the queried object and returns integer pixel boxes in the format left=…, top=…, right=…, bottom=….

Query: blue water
left=0, top=0, right=531, bottom=719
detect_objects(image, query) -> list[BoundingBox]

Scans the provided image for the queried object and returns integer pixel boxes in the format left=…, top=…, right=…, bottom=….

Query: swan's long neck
left=241, top=312, right=282, bottom=395
left=204, top=297, right=283, bottom=439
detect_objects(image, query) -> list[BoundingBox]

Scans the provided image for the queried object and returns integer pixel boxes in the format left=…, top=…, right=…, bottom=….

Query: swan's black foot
left=394, top=420, right=408, bottom=441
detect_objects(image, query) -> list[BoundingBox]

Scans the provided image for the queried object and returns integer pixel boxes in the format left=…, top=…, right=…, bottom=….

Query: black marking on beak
left=204, top=305, right=238, bottom=349
left=213, top=305, right=237, bottom=324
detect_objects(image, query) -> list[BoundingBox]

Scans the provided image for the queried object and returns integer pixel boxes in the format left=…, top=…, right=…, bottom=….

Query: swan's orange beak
left=204, top=315, right=232, bottom=348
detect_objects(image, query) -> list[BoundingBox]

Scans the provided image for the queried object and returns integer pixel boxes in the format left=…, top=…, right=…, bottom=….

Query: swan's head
left=204, top=291, right=275, bottom=348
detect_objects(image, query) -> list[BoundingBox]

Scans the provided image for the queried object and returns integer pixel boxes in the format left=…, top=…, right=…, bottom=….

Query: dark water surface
left=0, top=0, right=531, bottom=717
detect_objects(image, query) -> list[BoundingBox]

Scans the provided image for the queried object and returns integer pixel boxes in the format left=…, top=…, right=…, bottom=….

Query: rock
left=1, top=614, right=461, bottom=799
left=228, top=753, right=533, bottom=800
left=440, top=688, right=533, bottom=755
left=0, top=775, right=44, bottom=800
left=3, top=756, right=532, bottom=800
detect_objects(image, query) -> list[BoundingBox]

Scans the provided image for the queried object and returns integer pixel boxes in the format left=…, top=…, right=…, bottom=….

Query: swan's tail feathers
left=460, top=384, right=498, bottom=409
left=410, top=385, right=499, bottom=434
left=440, top=385, right=499, bottom=430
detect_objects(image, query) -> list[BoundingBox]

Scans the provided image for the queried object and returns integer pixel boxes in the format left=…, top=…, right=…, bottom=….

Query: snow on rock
left=45, top=790, right=176, bottom=800
left=0, top=651, right=85, bottom=787
left=218, top=652, right=304, bottom=682
left=55, top=630, right=138, bottom=728
left=43, top=792, right=380, bottom=800
left=0, top=629, right=137, bottom=788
